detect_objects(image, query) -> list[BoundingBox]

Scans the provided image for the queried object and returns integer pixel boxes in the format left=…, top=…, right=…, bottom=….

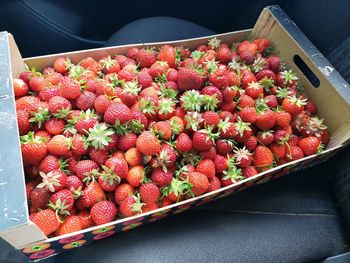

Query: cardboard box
left=1, top=5, right=350, bottom=261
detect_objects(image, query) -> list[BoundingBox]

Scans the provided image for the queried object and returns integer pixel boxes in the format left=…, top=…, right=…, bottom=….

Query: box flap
left=0, top=32, right=28, bottom=231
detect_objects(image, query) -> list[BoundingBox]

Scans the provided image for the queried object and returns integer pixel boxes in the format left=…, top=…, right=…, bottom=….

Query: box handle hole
left=293, top=54, right=320, bottom=88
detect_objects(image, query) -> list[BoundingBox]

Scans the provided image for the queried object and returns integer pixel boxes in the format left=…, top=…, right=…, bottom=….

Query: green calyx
left=202, top=94, right=219, bottom=111
left=29, top=107, right=50, bottom=128
left=158, top=86, right=178, bottom=101
left=54, top=107, right=72, bottom=119
left=158, top=98, right=176, bottom=115
left=259, top=76, right=275, bottom=90
left=47, top=198, right=70, bottom=222
left=162, top=177, right=191, bottom=200
left=204, top=59, right=219, bottom=74
left=276, top=87, right=292, bottom=99
left=222, top=165, right=244, bottom=182
left=131, top=193, right=145, bottom=213
left=97, top=165, right=121, bottom=186
left=180, top=90, right=203, bottom=112
left=203, top=125, right=220, bottom=144
left=217, top=117, right=232, bottom=133
left=288, top=95, right=307, bottom=107
left=281, top=69, right=298, bottom=85
left=139, top=98, right=156, bottom=115
left=208, top=37, right=221, bottom=50
left=184, top=111, right=203, bottom=131
left=69, top=64, right=86, bottom=79
left=86, top=123, right=114, bottom=149
left=234, top=117, right=252, bottom=137
left=251, top=57, right=267, bottom=73
left=122, top=80, right=141, bottom=96
left=190, top=50, right=205, bottom=61
left=180, top=151, right=201, bottom=166
left=20, top=131, right=46, bottom=144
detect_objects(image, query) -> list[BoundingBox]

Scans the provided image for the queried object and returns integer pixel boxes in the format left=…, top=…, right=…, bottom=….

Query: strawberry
left=100, top=56, right=120, bottom=74
left=90, top=200, right=117, bottom=225
left=196, top=159, right=216, bottom=179
left=55, top=215, right=82, bottom=236
left=75, top=160, right=98, bottom=179
left=233, top=147, right=252, bottom=168
left=37, top=170, right=68, bottom=192
left=104, top=102, right=132, bottom=125
left=216, top=139, right=234, bottom=155
left=158, top=45, right=176, bottom=68
left=264, top=95, right=278, bottom=108
left=238, top=94, right=255, bottom=108
left=209, top=67, right=229, bottom=89
left=286, top=145, right=304, bottom=161
left=255, top=110, right=276, bottom=131
left=275, top=110, right=291, bottom=127
left=266, top=56, right=281, bottom=73
left=138, top=70, right=153, bottom=89
left=38, top=154, right=61, bottom=174
left=207, top=176, right=221, bottom=192
left=298, top=136, right=321, bottom=156
left=202, top=111, right=220, bottom=128
left=94, top=95, right=112, bottom=114
left=126, top=165, right=144, bottom=187
left=176, top=133, right=193, bottom=153
left=16, top=96, right=41, bottom=113
left=76, top=91, right=97, bottom=111
left=119, top=195, right=144, bottom=217
left=66, top=175, right=83, bottom=192
left=89, top=148, right=109, bottom=166
left=282, top=96, right=307, bottom=117
left=200, top=147, right=217, bottom=160
left=193, top=127, right=218, bottom=151
left=76, top=211, right=93, bottom=229
left=29, top=76, right=47, bottom=92
left=127, top=47, right=139, bottom=59
left=239, top=107, right=257, bottom=123
left=31, top=209, right=61, bottom=236
left=305, top=100, right=318, bottom=115
left=142, top=202, right=159, bottom=213
left=79, top=57, right=100, bottom=73
left=49, top=189, right=75, bottom=211
left=17, top=109, right=31, bottom=135
left=44, top=118, right=65, bottom=135
left=135, top=48, right=157, bottom=68
left=151, top=167, right=173, bottom=187
left=59, top=77, right=81, bottom=99
left=252, top=146, right=274, bottom=167
left=125, top=147, right=143, bottom=167
left=254, top=38, right=270, bottom=54
left=71, top=134, right=88, bottom=156
left=153, top=121, right=172, bottom=140
left=214, top=154, right=228, bottom=173
left=257, top=131, right=274, bottom=145
left=20, top=132, right=48, bottom=165
left=139, top=182, right=161, bottom=204
left=75, top=112, right=98, bottom=135
left=246, top=82, right=264, bottom=99
left=13, top=78, right=29, bottom=97
left=118, top=133, right=137, bottom=151
left=136, top=131, right=161, bottom=156
left=149, top=61, right=169, bottom=79
left=221, top=166, right=244, bottom=186
left=80, top=182, right=106, bottom=208
left=245, top=135, right=258, bottom=151
left=217, top=45, right=233, bottom=64
left=276, top=70, right=298, bottom=88
left=30, top=188, right=50, bottom=209
left=114, top=183, right=135, bottom=204
left=238, top=41, right=258, bottom=55
left=53, top=57, right=71, bottom=74
left=155, top=143, right=177, bottom=170
left=242, top=166, right=258, bottom=178
left=47, top=135, right=70, bottom=156
left=48, top=96, right=72, bottom=117
left=177, top=67, right=202, bottom=91
left=188, top=172, right=209, bottom=196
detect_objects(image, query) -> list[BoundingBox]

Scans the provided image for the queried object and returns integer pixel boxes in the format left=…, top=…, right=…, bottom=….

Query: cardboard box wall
left=1, top=5, right=350, bottom=261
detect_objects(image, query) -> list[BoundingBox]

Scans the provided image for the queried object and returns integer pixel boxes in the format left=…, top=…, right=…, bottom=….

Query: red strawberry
left=137, top=70, right=153, bottom=89
left=55, top=215, right=82, bottom=236
left=89, top=148, right=109, bottom=166
left=13, top=78, right=29, bottom=97
left=16, top=96, right=41, bottom=112
left=136, top=131, right=161, bottom=156
left=17, top=109, right=31, bottom=135
left=246, top=82, right=264, bottom=99
left=66, top=175, right=83, bottom=192
left=31, top=209, right=61, bottom=236
left=71, top=134, right=88, bottom=156
left=282, top=96, right=306, bottom=117
left=245, top=136, right=258, bottom=151
left=176, top=133, right=193, bottom=153
left=266, top=56, right=281, bottom=73
left=37, top=170, right=68, bottom=192
left=257, top=131, right=274, bottom=145
left=59, top=77, right=81, bottom=99
left=47, top=135, right=70, bottom=156
left=254, top=38, right=270, bottom=54
left=188, top=172, right=209, bottom=196
left=238, top=107, right=257, bottom=123
left=29, top=76, right=47, bottom=92
left=151, top=167, right=173, bottom=187
left=286, top=145, right=304, bottom=161
left=305, top=100, right=318, bottom=115
left=255, top=110, right=276, bottom=131
left=237, top=94, right=255, bottom=108
left=135, top=48, right=157, bottom=68
left=275, top=110, right=291, bottom=128
left=75, top=160, right=98, bottom=179
left=214, top=154, right=228, bottom=173
left=242, top=166, right=258, bottom=178
left=48, top=96, right=72, bottom=116
left=270, top=143, right=286, bottom=159
left=149, top=61, right=169, bottom=78
left=118, top=133, right=137, bottom=151
left=252, top=146, right=274, bottom=167
left=125, top=147, right=143, bottom=167
left=200, top=147, right=217, bottom=160
left=142, top=202, right=159, bottom=213
left=217, top=45, right=233, bottom=64
left=192, top=128, right=217, bottom=151
left=94, top=95, right=112, bottom=114
left=216, top=139, right=234, bottom=155
left=76, top=91, right=97, bottom=111
left=114, top=183, right=135, bottom=204
left=53, top=57, right=71, bottom=74
left=202, top=111, right=220, bottom=128
left=196, top=159, right=216, bottom=179
left=44, top=118, right=65, bottom=135
left=38, top=154, right=60, bottom=174
left=177, top=68, right=202, bottom=91
left=209, top=67, right=229, bottom=89
left=91, top=200, right=117, bottom=225
left=80, top=182, right=106, bottom=208
left=233, top=147, right=252, bottom=168
left=30, top=188, right=50, bottom=209
left=126, top=165, right=144, bottom=187
left=104, top=102, right=132, bottom=125
left=139, top=182, right=160, bottom=204
left=119, top=195, right=143, bottom=217
left=158, top=45, right=176, bottom=68
left=298, top=136, right=321, bottom=156
left=50, top=189, right=74, bottom=210
left=207, top=176, right=221, bottom=192
left=20, top=132, right=48, bottom=165
left=153, top=121, right=172, bottom=140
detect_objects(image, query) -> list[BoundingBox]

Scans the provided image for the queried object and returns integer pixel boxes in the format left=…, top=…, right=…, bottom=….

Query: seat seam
left=203, top=208, right=339, bottom=217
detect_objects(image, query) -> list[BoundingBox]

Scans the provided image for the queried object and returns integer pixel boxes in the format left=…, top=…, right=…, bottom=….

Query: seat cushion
left=104, top=16, right=216, bottom=46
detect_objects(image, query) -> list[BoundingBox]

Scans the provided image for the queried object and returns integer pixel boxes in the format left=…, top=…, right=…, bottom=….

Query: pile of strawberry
left=15, top=37, right=330, bottom=237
